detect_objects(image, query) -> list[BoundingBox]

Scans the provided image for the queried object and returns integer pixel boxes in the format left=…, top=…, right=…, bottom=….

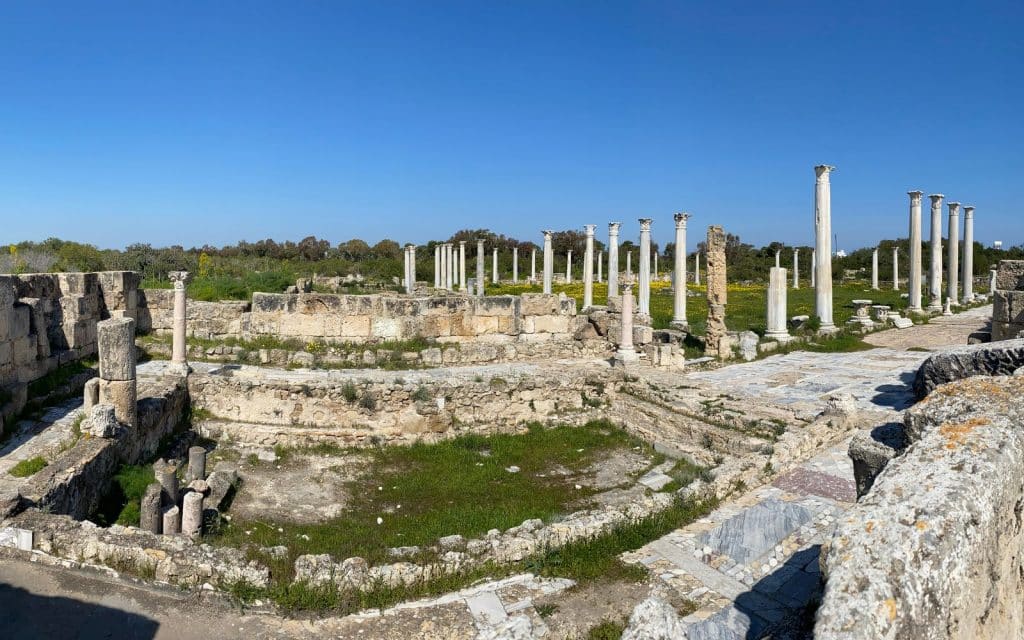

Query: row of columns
left=900, top=193, right=977, bottom=309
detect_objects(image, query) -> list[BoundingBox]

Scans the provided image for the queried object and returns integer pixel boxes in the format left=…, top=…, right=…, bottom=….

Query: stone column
left=705, top=225, right=728, bottom=357
left=492, top=248, right=498, bottom=284
left=766, top=267, right=790, bottom=341
left=654, top=252, right=659, bottom=280
left=638, top=219, right=652, bottom=316
left=182, top=491, right=204, bottom=537
left=476, top=240, right=486, bottom=296
left=187, top=446, right=206, bottom=483
left=583, top=225, right=595, bottom=309
left=434, top=245, right=440, bottom=288
left=615, top=275, right=638, bottom=364
left=448, top=244, right=456, bottom=291
left=694, top=252, right=700, bottom=285
left=141, top=483, right=162, bottom=534
left=97, top=317, right=137, bottom=428
left=607, top=223, right=621, bottom=297
left=162, top=506, right=180, bottom=535
left=928, top=194, right=945, bottom=310
left=813, top=165, right=836, bottom=331
left=626, top=251, right=632, bottom=275
left=947, top=202, right=961, bottom=304
left=406, top=245, right=416, bottom=294
left=990, top=267, right=997, bottom=293
left=459, top=241, right=467, bottom=292
left=531, top=248, right=537, bottom=283
left=892, top=247, right=899, bottom=291
left=566, top=250, right=573, bottom=283
left=792, top=249, right=799, bottom=289
left=168, top=271, right=190, bottom=375
left=512, top=246, right=519, bottom=283
left=671, top=213, right=690, bottom=329
left=542, top=231, right=554, bottom=294
left=403, top=246, right=410, bottom=290
left=775, top=250, right=781, bottom=268
left=872, top=249, right=879, bottom=290
left=597, top=251, right=603, bottom=283
left=908, top=190, right=924, bottom=311
left=810, top=250, right=816, bottom=287
left=440, top=244, right=448, bottom=290
left=156, top=460, right=179, bottom=506
left=962, top=206, right=975, bottom=302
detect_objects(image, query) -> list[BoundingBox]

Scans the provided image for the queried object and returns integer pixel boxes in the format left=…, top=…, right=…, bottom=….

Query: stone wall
left=912, top=338, right=1024, bottom=399
left=0, top=272, right=139, bottom=421
left=992, top=259, right=1024, bottom=341
left=817, top=375, right=1024, bottom=639
left=136, top=289, right=249, bottom=339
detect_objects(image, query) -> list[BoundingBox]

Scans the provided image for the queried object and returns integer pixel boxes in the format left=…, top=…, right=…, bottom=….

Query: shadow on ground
left=0, top=581, right=160, bottom=640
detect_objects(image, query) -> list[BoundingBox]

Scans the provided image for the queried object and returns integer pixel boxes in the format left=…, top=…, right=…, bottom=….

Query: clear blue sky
left=1, top=1, right=1021, bottom=252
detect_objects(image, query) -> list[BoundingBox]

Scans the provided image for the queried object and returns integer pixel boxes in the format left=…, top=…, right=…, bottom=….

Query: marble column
left=531, top=248, right=537, bottom=282
left=583, top=225, right=595, bottom=309
left=448, top=244, right=455, bottom=291
left=638, top=218, right=652, bottom=316
left=671, top=213, right=690, bottom=329
left=892, top=247, right=899, bottom=291
left=542, top=231, right=554, bottom=294
left=766, top=267, right=790, bottom=341
left=928, top=194, right=945, bottom=310
left=512, top=246, right=519, bottom=283
left=97, top=317, right=137, bottom=428
left=607, top=223, right=621, bottom=298
left=810, top=250, right=816, bottom=287
left=775, top=250, right=781, bottom=268
left=169, top=271, right=190, bottom=374
left=615, top=275, right=638, bottom=364
left=908, top=190, right=923, bottom=311
left=566, top=250, right=573, bottom=283
left=440, top=243, right=448, bottom=290
left=405, top=246, right=415, bottom=294
left=476, top=239, right=485, bottom=296
left=626, top=251, right=632, bottom=275
left=459, top=241, right=467, bottom=292
left=182, top=491, right=204, bottom=537
left=962, top=205, right=975, bottom=302
left=492, top=248, right=498, bottom=284
left=871, top=249, right=879, bottom=290
left=792, top=249, right=799, bottom=289
left=990, top=268, right=998, bottom=293
left=597, top=251, right=603, bottom=283
left=434, top=245, right=440, bottom=288
left=814, top=165, right=836, bottom=331
left=694, top=252, right=700, bottom=286
left=654, top=252, right=659, bottom=280
left=947, top=202, right=961, bottom=304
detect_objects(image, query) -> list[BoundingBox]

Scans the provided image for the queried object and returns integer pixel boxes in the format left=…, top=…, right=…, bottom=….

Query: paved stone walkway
left=0, top=399, right=83, bottom=496
left=863, top=304, right=991, bottom=350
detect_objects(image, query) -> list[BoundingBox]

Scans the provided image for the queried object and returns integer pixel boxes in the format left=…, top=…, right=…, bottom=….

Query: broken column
left=168, top=271, right=191, bottom=374
left=459, top=241, right=467, bottom=292
left=638, top=218, right=652, bottom=316
left=542, top=231, right=554, bottom=294
left=187, top=446, right=206, bottom=483
left=583, top=225, right=595, bottom=309
left=97, top=317, right=137, bottom=428
left=962, top=205, right=975, bottom=302
left=766, top=267, right=790, bottom=341
left=928, top=194, right=945, bottom=310
left=671, top=212, right=690, bottom=329
left=990, top=267, right=997, bottom=294
left=476, top=239, right=485, bottom=296
left=872, top=248, right=879, bottom=290
left=608, top=222, right=621, bottom=297
left=615, top=275, right=639, bottom=365
left=162, top=506, right=180, bottom=535
left=705, top=225, right=728, bottom=358
left=814, top=165, right=836, bottom=331
left=775, top=250, right=781, bottom=268
left=141, top=483, right=162, bottom=534
left=892, top=247, right=899, bottom=291
left=947, top=201, right=961, bottom=304
left=181, top=491, right=204, bottom=537
left=793, top=248, right=799, bottom=289
left=908, top=190, right=924, bottom=312
left=156, top=460, right=179, bottom=506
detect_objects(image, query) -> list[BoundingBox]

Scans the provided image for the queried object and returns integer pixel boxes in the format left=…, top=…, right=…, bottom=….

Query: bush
left=341, top=383, right=358, bottom=403
left=358, top=391, right=377, bottom=411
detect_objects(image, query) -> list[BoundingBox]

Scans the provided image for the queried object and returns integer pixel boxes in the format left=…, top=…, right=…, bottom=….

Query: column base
left=669, top=320, right=689, bottom=331
left=613, top=349, right=640, bottom=367
left=168, top=362, right=192, bottom=377
left=764, top=331, right=793, bottom=343
left=816, top=323, right=839, bottom=335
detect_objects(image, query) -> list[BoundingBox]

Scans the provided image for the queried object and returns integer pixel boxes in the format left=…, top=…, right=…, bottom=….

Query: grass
left=91, top=464, right=156, bottom=526
left=212, top=419, right=661, bottom=566
left=8, top=456, right=48, bottom=477
left=26, top=359, right=96, bottom=398
left=586, top=618, right=627, bottom=639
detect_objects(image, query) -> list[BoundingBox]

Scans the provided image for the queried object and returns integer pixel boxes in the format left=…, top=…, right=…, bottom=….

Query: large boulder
left=912, top=338, right=1024, bottom=399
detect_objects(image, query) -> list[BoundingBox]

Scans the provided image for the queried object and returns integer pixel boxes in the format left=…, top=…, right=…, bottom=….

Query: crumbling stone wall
left=136, top=289, right=248, bottom=339
left=912, top=338, right=1024, bottom=399
left=0, top=272, right=139, bottom=421
left=704, top=226, right=728, bottom=358
left=817, top=375, right=1024, bottom=639
left=992, top=259, right=1024, bottom=341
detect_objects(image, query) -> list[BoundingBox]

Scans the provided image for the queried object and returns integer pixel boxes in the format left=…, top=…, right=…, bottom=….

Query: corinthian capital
left=168, top=271, right=191, bottom=290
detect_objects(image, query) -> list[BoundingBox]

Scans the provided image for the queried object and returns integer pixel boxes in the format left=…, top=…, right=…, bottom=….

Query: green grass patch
left=586, top=618, right=627, bottom=639
left=8, top=456, right=48, bottom=478
left=91, top=464, right=156, bottom=526
left=26, top=359, right=96, bottom=399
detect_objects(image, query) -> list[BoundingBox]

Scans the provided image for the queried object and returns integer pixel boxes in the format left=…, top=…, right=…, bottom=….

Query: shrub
left=358, top=391, right=377, bottom=411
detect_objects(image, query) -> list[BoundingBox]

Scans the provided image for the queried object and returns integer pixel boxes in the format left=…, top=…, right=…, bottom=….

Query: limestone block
left=519, top=294, right=561, bottom=316
left=995, top=259, right=1024, bottom=291
left=98, top=378, right=137, bottom=428
left=632, top=325, right=653, bottom=346
left=474, top=296, right=516, bottom=317
left=848, top=422, right=907, bottom=499
left=181, top=491, right=204, bottom=537
left=140, top=483, right=162, bottom=534
left=371, top=316, right=401, bottom=340
left=621, top=597, right=686, bottom=640
left=83, top=377, right=99, bottom=409
left=10, top=305, right=30, bottom=340
left=992, top=290, right=1024, bottom=324
left=530, top=315, right=570, bottom=334
left=187, top=446, right=206, bottom=483
left=913, top=338, right=1024, bottom=398
left=97, top=317, right=136, bottom=381
left=11, top=337, right=36, bottom=367
left=339, top=315, right=370, bottom=338
left=738, top=330, right=759, bottom=361
left=471, top=316, right=500, bottom=335
left=420, top=348, right=443, bottom=367
left=0, top=342, right=11, bottom=368
left=421, top=315, right=451, bottom=337
left=85, top=404, right=119, bottom=438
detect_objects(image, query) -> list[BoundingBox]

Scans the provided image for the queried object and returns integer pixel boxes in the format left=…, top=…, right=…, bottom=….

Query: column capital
left=963, top=205, right=975, bottom=217
left=168, top=271, right=191, bottom=290
left=459, top=240, right=466, bottom=247
left=673, top=212, right=691, bottom=228
left=948, top=202, right=961, bottom=215
left=928, top=194, right=944, bottom=206
left=608, top=222, right=621, bottom=235
left=583, top=224, right=596, bottom=236
left=907, top=190, right=923, bottom=202
left=406, top=243, right=416, bottom=249
left=542, top=230, right=554, bottom=240
left=814, top=165, right=836, bottom=181
left=638, top=218, right=652, bottom=231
